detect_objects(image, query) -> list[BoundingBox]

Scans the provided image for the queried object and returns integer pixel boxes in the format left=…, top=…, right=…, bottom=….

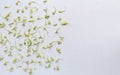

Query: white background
left=1, top=0, right=120, bottom=75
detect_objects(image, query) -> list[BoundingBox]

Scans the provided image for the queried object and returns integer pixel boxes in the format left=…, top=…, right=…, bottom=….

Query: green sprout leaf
left=0, top=57, right=4, bottom=61
left=4, top=6, right=10, bottom=9
left=28, top=38, right=32, bottom=46
left=45, top=15, right=50, bottom=19
left=58, top=10, right=65, bottom=13
left=28, top=69, right=33, bottom=75
left=4, top=13, right=10, bottom=20
left=43, top=0, right=48, bottom=3
left=54, top=66, right=59, bottom=71
left=12, top=58, right=17, bottom=63
left=16, top=1, right=21, bottom=5
left=61, top=21, right=68, bottom=26
left=56, top=48, right=61, bottom=54
left=0, top=23, right=5, bottom=28
left=9, top=67, right=14, bottom=72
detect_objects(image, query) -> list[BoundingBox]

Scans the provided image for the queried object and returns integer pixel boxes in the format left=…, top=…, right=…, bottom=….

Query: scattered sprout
left=28, top=69, right=33, bottom=75
left=45, top=64, right=51, bottom=68
left=61, top=21, right=68, bottom=26
left=58, top=10, right=65, bottom=13
left=43, top=0, right=48, bottom=3
left=45, top=15, right=50, bottom=19
left=52, top=8, right=57, bottom=15
left=56, top=48, right=61, bottom=54
left=57, top=41, right=62, bottom=45
left=9, top=67, right=14, bottom=72
left=12, top=58, right=17, bottom=63
left=16, top=1, right=21, bottom=5
left=58, top=18, right=62, bottom=21
left=4, top=13, right=10, bottom=20
left=54, top=66, right=59, bottom=71
left=0, top=23, right=5, bottom=28
left=0, top=57, right=4, bottom=61
left=3, top=61, right=8, bottom=66
left=4, top=6, right=10, bottom=9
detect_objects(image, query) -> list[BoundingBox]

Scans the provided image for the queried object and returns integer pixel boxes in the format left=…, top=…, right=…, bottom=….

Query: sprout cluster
left=0, top=0, right=68, bottom=75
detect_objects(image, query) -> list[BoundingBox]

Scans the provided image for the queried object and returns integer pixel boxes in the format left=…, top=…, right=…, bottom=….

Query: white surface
left=1, top=0, right=120, bottom=75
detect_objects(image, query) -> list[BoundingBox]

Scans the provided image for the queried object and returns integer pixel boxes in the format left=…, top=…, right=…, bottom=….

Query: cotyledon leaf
left=16, top=1, right=21, bottom=5
left=4, top=13, right=10, bottom=20
left=61, top=21, right=68, bottom=26
left=0, top=23, right=5, bottom=28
